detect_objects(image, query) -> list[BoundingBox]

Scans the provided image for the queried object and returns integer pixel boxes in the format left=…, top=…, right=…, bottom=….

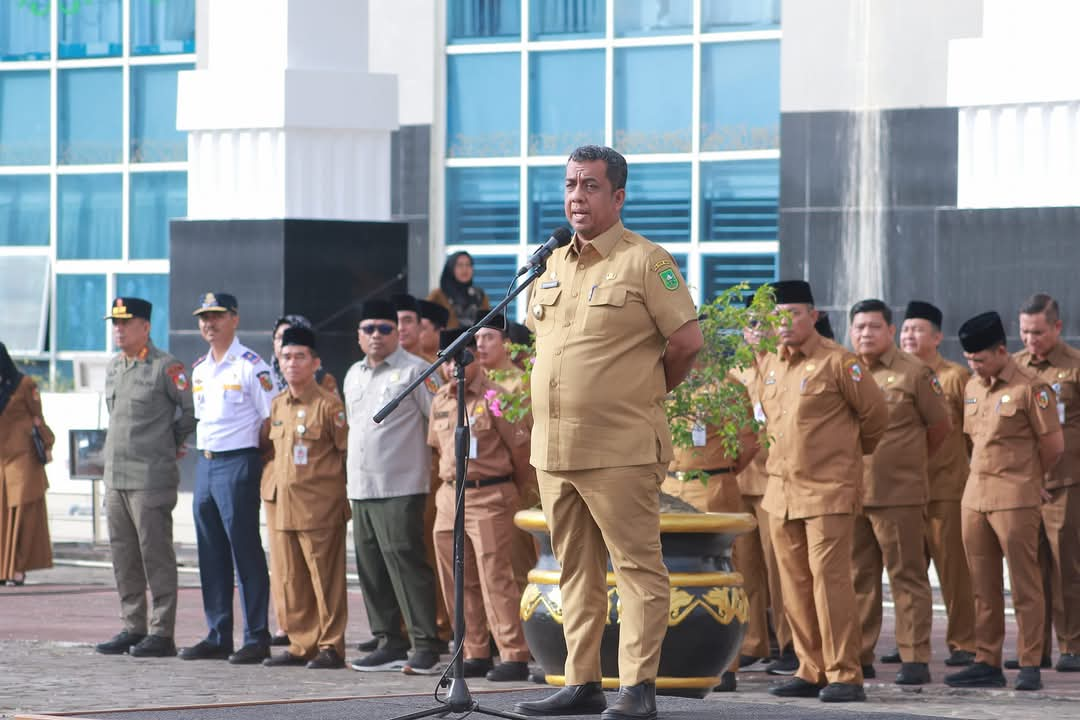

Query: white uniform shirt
left=192, top=338, right=276, bottom=452
left=344, top=346, right=436, bottom=500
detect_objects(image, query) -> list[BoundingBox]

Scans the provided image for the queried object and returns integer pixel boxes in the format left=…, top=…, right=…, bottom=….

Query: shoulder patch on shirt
left=1037, top=389, right=1051, bottom=409
left=845, top=359, right=863, bottom=382
left=257, top=371, right=273, bottom=391
left=334, top=409, right=347, bottom=428
left=242, top=350, right=261, bottom=364
left=658, top=267, right=680, bottom=291
left=424, top=376, right=439, bottom=394
left=166, top=363, right=189, bottom=391
left=192, top=354, right=206, bottom=368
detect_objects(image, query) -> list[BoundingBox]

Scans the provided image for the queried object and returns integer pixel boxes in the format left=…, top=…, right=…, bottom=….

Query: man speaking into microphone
left=515, top=146, right=702, bottom=720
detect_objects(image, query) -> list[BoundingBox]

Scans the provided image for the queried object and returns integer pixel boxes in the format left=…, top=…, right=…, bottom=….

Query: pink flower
left=484, top=388, right=503, bottom=417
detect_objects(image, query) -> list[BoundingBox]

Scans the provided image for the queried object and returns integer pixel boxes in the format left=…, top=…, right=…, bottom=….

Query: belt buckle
left=203, top=450, right=213, bottom=460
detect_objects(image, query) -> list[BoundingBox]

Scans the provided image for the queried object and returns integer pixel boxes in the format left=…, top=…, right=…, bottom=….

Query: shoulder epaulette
left=192, top=355, right=207, bottom=368
left=242, top=350, right=261, bottom=364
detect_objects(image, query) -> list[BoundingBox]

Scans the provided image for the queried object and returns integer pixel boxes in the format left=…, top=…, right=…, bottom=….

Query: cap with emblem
left=814, top=312, right=835, bottom=340
left=771, top=280, right=814, bottom=305
left=904, top=300, right=943, bottom=329
left=104, top=296, right=152, bottom=321
left=439, top=328, right=475, bottom=351
left=193, top=292, right=238, bottom=316
left=392, top=293, right=420, bottom=315
left=958, top=311, right=1007, bottom=353
left=360, top=299, right=397, bottom=322
left=417, top=299, right=450, bottom=329
left=281, top=326, right=316, bottom=350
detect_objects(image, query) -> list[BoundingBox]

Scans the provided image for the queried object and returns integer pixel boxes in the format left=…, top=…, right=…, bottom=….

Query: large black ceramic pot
left=514, top=509, right=755, bottom=699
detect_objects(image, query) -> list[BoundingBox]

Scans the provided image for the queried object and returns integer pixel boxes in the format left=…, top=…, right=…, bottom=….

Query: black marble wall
left=779, top=107, right=1080, bottom=360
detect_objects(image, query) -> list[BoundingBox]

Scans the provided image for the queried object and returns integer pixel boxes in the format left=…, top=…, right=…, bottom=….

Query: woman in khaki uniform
left=0, top=342, right=55, bottom=585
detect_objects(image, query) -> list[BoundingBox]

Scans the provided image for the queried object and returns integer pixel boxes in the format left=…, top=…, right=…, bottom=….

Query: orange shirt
left=1014, top=341, right=1080, bottom=489
left=926, top=353, right=972, bottom=501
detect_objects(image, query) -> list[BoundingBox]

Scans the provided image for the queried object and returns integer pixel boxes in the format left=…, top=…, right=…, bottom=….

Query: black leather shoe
left=1016, top=666, right=1042, bottom=691
left=228, top=643, right=270, bottom=665
left=129, top=634, right=176, bottom=658
left=178, top=640, right=231, bottom=660
left=601, top=682, right=656, bottom=720
left=463, top=657, right=494, bottom=677
left=514, top=682, right=607, bottom=716
left=714, top=671, right=736, bottom=692
left=819, top=682, right=865, bottom=703
left=270, top=633, right=290, bottom=647
left=307, top=648, right=345, bottom=669
left=765, top=650, right=798, bottom=675
left=861, top=664, right=876, bottom=679
left=1056, top=653, right=1080, bottom=672
left=944, top=661, right=1006, bottom=687
left=880, top=648, right=901, bottom=664
left=895, top=662, right=930, bottom=685
left=263, top=650, right=307, bottom=667
left=356, top=637, right=378, bottom=652
left=768, top=677, right=823, bottom=697
left=1005, top=656, right=1051, bottom=670
left=95, top=630, right=146, bottom=655
left=945, top=649, right=975, bottom=666
left=487, top=661, right=530, bottom=682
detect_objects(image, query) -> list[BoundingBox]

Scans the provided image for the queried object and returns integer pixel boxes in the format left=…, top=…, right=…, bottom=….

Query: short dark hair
left=567, top=145, right=628, bottom=191
left=1020, top=293, right=1060, bottom=324
left=850, top=299, right=892, bottom=325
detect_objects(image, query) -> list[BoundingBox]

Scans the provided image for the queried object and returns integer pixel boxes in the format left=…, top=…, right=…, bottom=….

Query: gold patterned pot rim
left=527, top=569, right=744, bottom=587
left=514, top=508, right=756, bottom=534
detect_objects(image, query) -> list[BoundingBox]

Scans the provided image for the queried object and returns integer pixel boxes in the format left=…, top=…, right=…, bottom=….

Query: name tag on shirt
left=1059, top=402, right=1067, bottom=425
left=753, top=402, right=767, bottom=423
left=469, top=436, right=478, bottom=460
left=691, top=424, right=707, bottom=447
left=293, top=444, right=308, bottom=465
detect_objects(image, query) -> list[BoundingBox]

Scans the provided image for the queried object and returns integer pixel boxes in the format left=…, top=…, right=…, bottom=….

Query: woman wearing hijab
left=427, top=251, right=490, bottom=328
left=0, top=342, right=54, bottom=586
left=266, top=315, right=339, bottom=645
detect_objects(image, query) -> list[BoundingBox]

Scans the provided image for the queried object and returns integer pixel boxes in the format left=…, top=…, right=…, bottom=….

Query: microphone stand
left=374, top=262, right=547, bottom=720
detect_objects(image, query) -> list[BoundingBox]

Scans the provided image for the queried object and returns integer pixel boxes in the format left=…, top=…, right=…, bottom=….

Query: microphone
left=517, top=227, right=573, bottom=275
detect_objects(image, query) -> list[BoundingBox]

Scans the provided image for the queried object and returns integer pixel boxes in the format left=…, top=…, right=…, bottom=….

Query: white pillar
left=177, top=0, right=399, bottom=221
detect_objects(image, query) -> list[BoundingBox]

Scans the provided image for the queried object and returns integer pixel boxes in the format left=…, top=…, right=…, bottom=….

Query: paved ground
left=2, top=547, right=1079, bottom=719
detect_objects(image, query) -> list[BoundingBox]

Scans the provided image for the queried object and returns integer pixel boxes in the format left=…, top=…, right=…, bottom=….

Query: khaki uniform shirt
left=962, top=357, right=1060, bottom=511
left=927, top=353, right=972, bottom=502
left=343, top=345, right=436, bottom=500
left=264, top=384, right=350, bottom=530
left=525, top=221, right=698, bottom=471
left=104, top=342, right=196, bottom=491
left=863, top=346, right=950, bottom=507
left=427, top=373, right=529, bottom=483
left=759, top=332, right=888, bottom=519
left=1014, top=341, right=1080, bottom=489
left=734, top=364, right=769, bottom=496
left=669, top=375, right=753, bottom=474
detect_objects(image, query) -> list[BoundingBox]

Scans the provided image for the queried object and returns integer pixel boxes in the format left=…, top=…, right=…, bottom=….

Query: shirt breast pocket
left=583, top=286, right=627, bottom=336
left=799, top=379, right=832, bottom=417
left=531, top=288, right=562, bottom=338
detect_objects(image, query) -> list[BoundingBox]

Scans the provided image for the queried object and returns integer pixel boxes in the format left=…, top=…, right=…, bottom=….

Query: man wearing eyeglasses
left=343, top=299, right=442, bottom=676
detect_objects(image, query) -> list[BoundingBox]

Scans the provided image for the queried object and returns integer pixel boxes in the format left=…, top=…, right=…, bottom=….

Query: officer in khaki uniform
left=261, top=327, right=350, bottom=670
left=1014, top=293, right=1080, bottom=672
left=758, top=280, right=888, bottom=704
left=514, top=145, right=702, bottom=720
left=899, top=300, right=977, bottom=667
left=428, top=328, right=533, bottom=682
left=95, top=297, right=196, bottom=658
left=945, top=311, right=1063, bottom=692
left=848, top=299, right=950, bottom=685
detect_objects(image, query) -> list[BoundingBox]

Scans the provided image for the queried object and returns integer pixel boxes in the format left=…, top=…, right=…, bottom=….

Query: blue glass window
left=527, top=166, right=566, bottom=248
left=469, top=254, right=519, bottom=321
left=700, top=160, right=779, bottom=242
left=615, top=0, right=693, bottom=37
left=447, top=53, right=520, bottom=158
left=57, top=274, right=107, bottom=351
left=530, top=0, right=604, bottom=40
left=701, top=40, right=780, bottom=151
left=702, top=254, right=777, bottom=298
left=624, top=163, right=691, bottom=245
left=448, top=0, right=520, bottom=44
left=0, top=72, right=50, bottom=165
left=446, top=167, right=519, bottom=246
left=529, top=50, right=604, bottom=156
left=131, top=64, right=191, bottom=162
left=59, top=68, right=123, bottom=165
left=702, top=0, right=781, bottom=32
left=0, top=175, right=50, bottom=246
left=57, top=174, right=123, bottom=259
left=117, top=273, right=170, bottom=348
left=614, top=46, right=692, bottom=154
left=130, top=172, right=186, bottom=259
left=58, top=0, right=122, bottom=58
left=132, top=0, right=196, bottom=55
left=0, top=2, right=50, bottom=60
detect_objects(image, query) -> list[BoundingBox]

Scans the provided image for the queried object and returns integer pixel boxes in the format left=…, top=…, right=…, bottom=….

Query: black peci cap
left=770, top=280, right=814, bottom=305
left=958, top=311, right=1007, bottom=353
left=280, top=326, right=316, bottom=350
left=439, top=328, right=475, bottom=351
left=905, top=300, right=943, bottom=329
left=814, top=312, right=835, bottom=340
left=392, top=293, right=420, bottom=315
left=477, top=313, right=507, bottom=334
left=417, top=300, right=450, bottom=329
left=360, top=299, right=397, bottom=322
left=105, top=296, right=152, bottom=321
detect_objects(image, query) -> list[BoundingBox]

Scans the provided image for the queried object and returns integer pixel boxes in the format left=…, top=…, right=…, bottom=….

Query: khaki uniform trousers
left=511, top=469, right=541, bottom=593
left=424, top=466, right=453, bottom=642
left=925, top=500, right=976, bottom=653
left=770, top=512, right=862, bottom=685
left=538, top=464, right=669, bottom=687
left=433, top=481, right=530, bottom=662
left=105, top=486, right=178, bottom=637
left=738, top=495, right=790, bottom=657
left=1039, top=484, right=1080, bottom=654
left=961, top=506, right=1045, bottom=667
left=269, top=518, right=348, bottom=658
left=853, top=505, right=934, bottom=664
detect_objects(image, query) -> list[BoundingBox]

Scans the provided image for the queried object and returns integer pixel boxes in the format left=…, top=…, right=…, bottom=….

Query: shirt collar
left=781, top=330, right=822, bottom=362
left=364, top=344, right=406, bottom=371
left=985, top=356, right=1019, bottom=389
left=567, top=221, right=624, bottom=261
left=874, top=344, right=899, bottom=368
left=286, top=381, right=321, bottom=405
